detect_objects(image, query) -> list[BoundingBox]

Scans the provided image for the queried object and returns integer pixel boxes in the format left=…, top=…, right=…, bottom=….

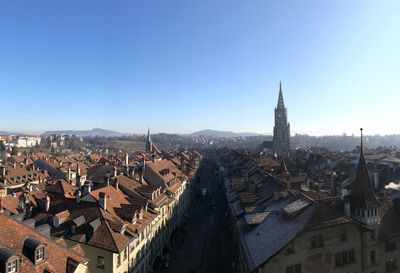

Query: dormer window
left=35, top=247, right=45, bottom=263
left=22, top=237, right=46, bottom=265
left=6, top=258, right=18, bottom=273
left=0, top=247, right=19, bottom=273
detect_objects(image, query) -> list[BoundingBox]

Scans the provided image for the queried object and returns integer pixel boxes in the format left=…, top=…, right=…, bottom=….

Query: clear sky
left=1, top=0, right=399, bottom=135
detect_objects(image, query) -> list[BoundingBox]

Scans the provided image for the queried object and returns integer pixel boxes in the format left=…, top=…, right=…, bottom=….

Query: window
left=117, top=253, right=121, bottom=267
left=310, top=235, right=323, bottom=249
left=370, top=230, right=376, bottom=240
left=35, top=247, right=45, bottom=263
left=386, top=258, right=397, bottom=272
left=335, top=249, right=356, bottom=267
left=386, top=241, right=397, bottom=252
left=286, top=243, right=294, bottom=255
left=97, top=256, right=105, bottom=269
left=340, top=229, right=347, bottom=241
left=123, top=248, right=127, bottom=261
left=286, top=264, right=301, bottom=273
left=7, top=259, right=18, bottom=273
left=370, top=250, right=376, bottom=264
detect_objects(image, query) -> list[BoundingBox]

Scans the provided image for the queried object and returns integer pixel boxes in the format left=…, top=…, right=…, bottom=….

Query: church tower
left=145, top=128, right=153, bottom=152
left=349, top=128, right=381, bottom=227
left=273, top=82, right=291, bottom=155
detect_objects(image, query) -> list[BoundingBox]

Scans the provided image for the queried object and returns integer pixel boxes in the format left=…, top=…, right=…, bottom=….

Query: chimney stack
left=125, top=153, right=129, bottom=166
left=131, top=168, right=135, bottom=180
left=330, top=172, right=337, bottom=196
left=76, top=190, right=81, bottom=203
left=77, top=164, right=81, bottom=176
left=0, top=166, right=5, bottom=176
left=67, top=167, right=71, bottom=181
left=114, top=178, right=119, bottom=190
left=113, top=166, right=117, bottom=177
left=140, top=160, right=146, bottom=183
left=0, top=195, right=3, bottom=214
left=45, top=195, right=51, bottom=212
left=83, top=181, right=91, bottom=194
left=76, top=173, right=81, bottom=188
left=99, top=192, right=107, bottom=211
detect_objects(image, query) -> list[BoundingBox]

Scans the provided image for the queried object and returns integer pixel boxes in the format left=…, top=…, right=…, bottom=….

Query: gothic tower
left=145, top=128, right=153, bottom=152
left=349, top=128, right=381, bottom=227
left=273, top=82, right=291, bottom=155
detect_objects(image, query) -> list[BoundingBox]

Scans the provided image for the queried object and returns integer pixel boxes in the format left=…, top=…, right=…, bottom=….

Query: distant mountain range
left=188, top=129, right=263, bottom=138
left=42, top=128, right=129, bottom=137
left=0, top=131, right=24, bottom=135
left=39, top=128, right=263, bottom=138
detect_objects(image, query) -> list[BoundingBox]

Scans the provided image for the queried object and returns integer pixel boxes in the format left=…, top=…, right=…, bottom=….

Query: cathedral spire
left=277, top=81, right=285, bottom=109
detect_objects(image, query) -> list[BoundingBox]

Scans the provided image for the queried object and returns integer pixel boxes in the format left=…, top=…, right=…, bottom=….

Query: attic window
left=35, top=247, right=45, bottom=263
left=6, top=258, right=18, bottom=273
left=22, top=237, right=45, bottom=265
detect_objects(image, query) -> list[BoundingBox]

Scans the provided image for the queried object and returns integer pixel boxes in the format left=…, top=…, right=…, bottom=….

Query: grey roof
left=236, top=195, right=317, bottom=271
left=72, top=215, right=86, bottom=227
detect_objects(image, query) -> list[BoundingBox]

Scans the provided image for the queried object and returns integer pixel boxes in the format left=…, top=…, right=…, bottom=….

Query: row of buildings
left=218, top=131, right=400, bottom=273
left=0, top=146, right=202, bottom=273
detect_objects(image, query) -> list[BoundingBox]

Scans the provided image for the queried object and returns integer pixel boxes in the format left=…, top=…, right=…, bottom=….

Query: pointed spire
left=146, top=127, right=153, bottom=152
left=277, top=81, right=285, bottom=109
left=350, top=128, right=380, bottom=211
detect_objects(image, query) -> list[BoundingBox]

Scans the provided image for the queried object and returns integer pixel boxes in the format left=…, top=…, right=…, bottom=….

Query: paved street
left=156, top=159, right=234, bottom=273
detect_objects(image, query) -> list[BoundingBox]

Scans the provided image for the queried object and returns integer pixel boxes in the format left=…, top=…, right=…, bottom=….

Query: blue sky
left=1, top=0, right=399, bottom=135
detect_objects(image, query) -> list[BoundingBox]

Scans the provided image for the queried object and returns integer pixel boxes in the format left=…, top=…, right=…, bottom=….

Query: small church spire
left=360, top=128, right=363, bottom=150
left=146, top=127, right=153, bottom=152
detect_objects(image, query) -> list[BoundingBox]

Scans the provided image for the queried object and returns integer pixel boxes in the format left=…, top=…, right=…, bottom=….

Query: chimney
left=25, top=157, right=29, bottom=166
left=0, top=196, right=3, bottom=214
left=113, top=166, right=117, bottom=177
left=77, top=164, right=81, bottom=176
left=13, top=162, right=16, bottom=169
left=131, top=168, right=135, bottom=180
left=114, top=178, right=119, bottom=190
left=83, top=181, right=91, bottom=194
left=76, top=190, right=81, bottom=203
left=374, top=169, right=379, bottom=189
left=0, top=166, right=5, bottom=176
left=45, top=195, right=51, bottom=212
left=140, top=160, right=146, bottom=183
left=106, top=177, right=110, bottom=186
left=76, top=173, right=81, bottom=188
left=330, top=172, right=337, bottom=196
left=99, top=192, right=107, bottom=211
left=67, top=167, right=71, bottom=181
left=125, top=153, right=129, bottom=166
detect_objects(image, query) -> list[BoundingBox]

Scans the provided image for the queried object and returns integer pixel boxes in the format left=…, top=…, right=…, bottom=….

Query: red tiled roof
left=0, top=214, right=88, bottom=273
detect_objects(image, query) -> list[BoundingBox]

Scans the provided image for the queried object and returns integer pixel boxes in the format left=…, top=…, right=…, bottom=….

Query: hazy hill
left=189, top=129, right=262, bottom=138
left=42, top=128, right=128, bottom=137
left=0, top=131, right=24, bottom=135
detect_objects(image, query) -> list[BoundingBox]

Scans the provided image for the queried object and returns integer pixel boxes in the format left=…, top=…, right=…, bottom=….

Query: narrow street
left=156, top=158, right=234, bottom=273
